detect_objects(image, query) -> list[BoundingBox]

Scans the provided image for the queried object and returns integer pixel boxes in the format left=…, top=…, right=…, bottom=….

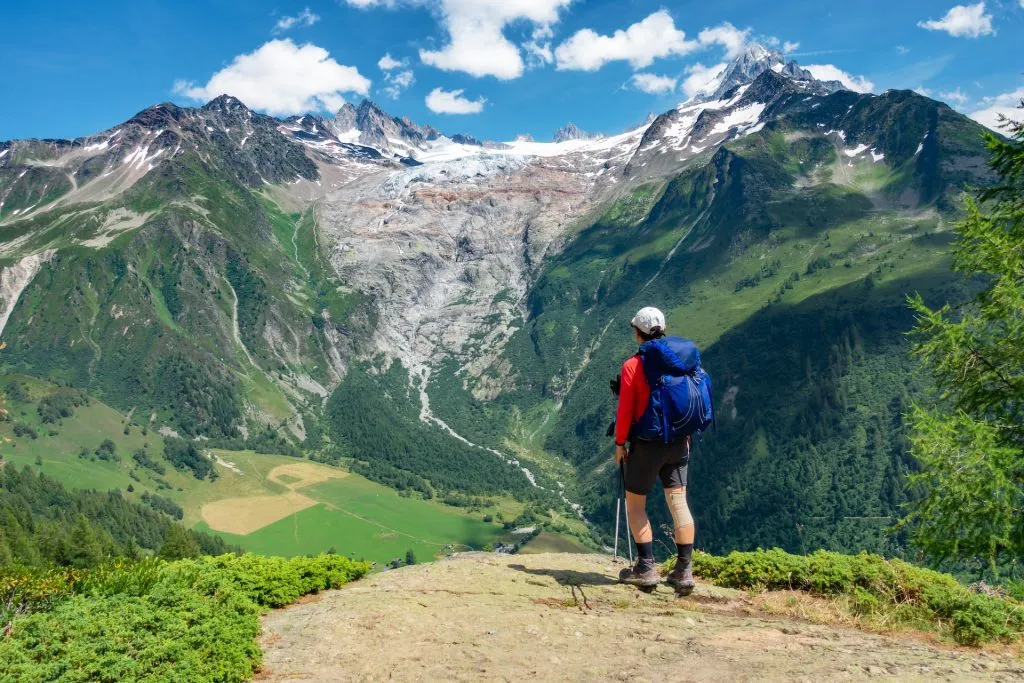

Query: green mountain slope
left=425, top=86, right=994, bottom=556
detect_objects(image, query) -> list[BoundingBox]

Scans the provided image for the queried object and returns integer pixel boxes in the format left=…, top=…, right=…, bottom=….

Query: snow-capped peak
left=696, top=42, right=846, bottom=103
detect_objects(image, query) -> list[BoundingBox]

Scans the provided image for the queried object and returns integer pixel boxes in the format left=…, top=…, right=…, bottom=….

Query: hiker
left=612, top=306, right=713, bottom=594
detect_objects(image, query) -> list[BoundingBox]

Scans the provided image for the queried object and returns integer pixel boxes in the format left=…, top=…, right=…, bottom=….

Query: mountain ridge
left=0, top=41, right=999, bottom=558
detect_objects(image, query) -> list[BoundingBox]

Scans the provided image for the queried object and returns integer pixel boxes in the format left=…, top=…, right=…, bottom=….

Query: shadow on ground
left=508, top=563, right=619, bottom=587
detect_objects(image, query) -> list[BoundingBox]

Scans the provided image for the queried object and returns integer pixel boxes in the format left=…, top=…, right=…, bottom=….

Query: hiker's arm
left=614, top=359, right=636, bottom=446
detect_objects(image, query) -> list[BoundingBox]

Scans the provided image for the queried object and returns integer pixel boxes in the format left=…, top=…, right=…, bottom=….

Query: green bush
left=0, top=553, right=370, bottom=681
left=676, top=548, right=1024, bottom=645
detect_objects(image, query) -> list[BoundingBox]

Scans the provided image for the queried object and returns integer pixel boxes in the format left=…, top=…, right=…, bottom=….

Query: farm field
left=193, top=458, right=503, bottom=564
left=0, top=377, right=508, bottom=564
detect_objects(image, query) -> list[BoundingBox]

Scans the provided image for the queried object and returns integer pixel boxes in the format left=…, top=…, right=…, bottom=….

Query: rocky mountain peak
left=553, top=122, right=598, bottom=143
left=706, top=44, right=784, bottom=100
left=202, top=94, right=248, bottom=113
left=702, top=42, right=847, bottom=101
left=318, top=98, right=479, bottom=157
left=333, top=103, right=358, bottom=131
left=126, top=102, right=188, bottom=130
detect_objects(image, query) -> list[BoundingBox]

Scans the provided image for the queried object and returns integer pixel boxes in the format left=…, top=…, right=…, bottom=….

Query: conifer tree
left=903, top=106, right=1024, bottom=567
left=158, top=524, right=201, bottom=560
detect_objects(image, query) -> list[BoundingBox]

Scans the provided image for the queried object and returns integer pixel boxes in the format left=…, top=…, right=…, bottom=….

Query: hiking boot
left=618, top=560, right=660, bottom=588
left=665, top=560, right=695, bottom=595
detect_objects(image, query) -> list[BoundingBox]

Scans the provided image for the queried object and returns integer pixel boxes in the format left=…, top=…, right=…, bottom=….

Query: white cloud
left=274, top=7, right=320, bottom=32
left=173, top=39, right=370, bottom=115
left=555, top=10, right=698, bottom=71
left=681, top=62, right=728, bottom=98
left=348, top=0, right=571, bottom=78
left=378, top=53, right=406, bottom=70
left=524, top=24, right=556, bottom=68
left=425, top=87, right=486, bottom=114
left=804, top=64, right=875, bottom=93
left=968, top=87, right=1024, bottom=131
left=524, top=40, right=554, bottom=67
left=419, top=0, right=574, bottom=80
left=896, top=45, right=910, bottom=55
left=783, top=41, right=800, bottom=53
left=918, top=3, right=994, bottom=38
left=940, top=88, right=970, bottom=105
left=697, top=23, right=751, bottom=59
left=631, top=73, right=678, bottom=94
left=915, top=85, right=933, bottom=97
left=382, top=69, right=415, bottom=99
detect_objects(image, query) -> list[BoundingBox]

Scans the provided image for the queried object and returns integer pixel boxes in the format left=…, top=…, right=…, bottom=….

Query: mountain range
left=0, top=44, right=994, bottom=555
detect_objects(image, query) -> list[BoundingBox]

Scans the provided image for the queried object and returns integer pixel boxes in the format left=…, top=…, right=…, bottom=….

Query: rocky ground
left=259, top=553, right=1022, bottom=682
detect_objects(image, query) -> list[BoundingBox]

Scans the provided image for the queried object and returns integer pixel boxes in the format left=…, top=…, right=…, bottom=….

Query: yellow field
left=201, top=492, right=318, bottom=535
left=198, top=459, right=348, bottom=535
left=266, top=461, right=348, bottom=490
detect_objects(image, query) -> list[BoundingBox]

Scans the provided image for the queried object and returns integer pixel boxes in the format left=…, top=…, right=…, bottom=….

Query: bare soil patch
left=266, top=461, right=347, bottom=491
left=201, top=492, right=317, bottom=535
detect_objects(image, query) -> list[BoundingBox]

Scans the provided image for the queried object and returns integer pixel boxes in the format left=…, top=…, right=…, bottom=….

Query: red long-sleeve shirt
left=615, top=355, right=650, bottom=445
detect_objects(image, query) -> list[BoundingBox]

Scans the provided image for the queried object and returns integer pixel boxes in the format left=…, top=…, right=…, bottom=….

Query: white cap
left=630, top=306, right=666, bottom=334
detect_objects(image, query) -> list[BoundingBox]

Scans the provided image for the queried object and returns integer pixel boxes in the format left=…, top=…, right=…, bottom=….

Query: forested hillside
left=0, top=463, right=231, bottom=566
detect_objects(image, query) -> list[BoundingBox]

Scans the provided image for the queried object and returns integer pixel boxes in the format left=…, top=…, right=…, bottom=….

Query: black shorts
left=624, top=439, right=689, bottom=496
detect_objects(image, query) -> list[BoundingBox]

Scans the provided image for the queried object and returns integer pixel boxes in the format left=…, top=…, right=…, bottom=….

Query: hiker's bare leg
left=625, top=491, right=652, bottom=543
left=666, top=486, right=694, bottom=544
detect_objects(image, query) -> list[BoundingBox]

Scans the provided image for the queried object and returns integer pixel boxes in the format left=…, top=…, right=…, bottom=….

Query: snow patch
left=709, top=102, right=766, bottom=135
left=870, top=149, right=885, bottom=163
left=844, top=144, right=870, bottom=157
left=382, top=155, right=530, bottom=197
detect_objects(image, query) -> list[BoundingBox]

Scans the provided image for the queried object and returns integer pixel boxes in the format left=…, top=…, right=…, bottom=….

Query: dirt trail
left=259, top=553, right=1020, bottom=682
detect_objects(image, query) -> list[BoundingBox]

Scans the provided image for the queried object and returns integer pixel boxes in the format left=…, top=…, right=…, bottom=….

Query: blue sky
left=2, top=0, right=1022, bottom=141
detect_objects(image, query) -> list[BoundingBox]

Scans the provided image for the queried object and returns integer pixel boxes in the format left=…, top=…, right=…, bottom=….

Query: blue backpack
left=630, top=336, right=714, bottom=444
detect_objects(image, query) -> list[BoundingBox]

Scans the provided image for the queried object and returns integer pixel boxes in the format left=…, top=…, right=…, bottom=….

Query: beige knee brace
left=667, top=489, right=693, bottom=530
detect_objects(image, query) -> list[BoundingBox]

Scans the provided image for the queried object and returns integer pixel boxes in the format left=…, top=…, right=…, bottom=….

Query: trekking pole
left=620, top=462, right=633, bottom=564
left=613, top=488, right=621, bottom=561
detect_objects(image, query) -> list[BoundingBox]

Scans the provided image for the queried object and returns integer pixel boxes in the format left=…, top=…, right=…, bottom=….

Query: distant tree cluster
left=163, top=437, right=216, bottom=480
left=0, top=463, right=231, bottom=567
left=37, top=390, right=86, bottom=424
left=141, top=491, right=184, bottom=520
left=132, top=447, right=166, bottom=475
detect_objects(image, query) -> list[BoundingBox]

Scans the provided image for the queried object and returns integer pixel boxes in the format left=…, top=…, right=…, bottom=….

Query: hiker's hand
left=609, top=375, right=621, bottom=395
left=614, top=444, right=628, bottom=465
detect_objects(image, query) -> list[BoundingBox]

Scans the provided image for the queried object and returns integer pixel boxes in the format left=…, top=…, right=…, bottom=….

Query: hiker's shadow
left=508, top=564, right=618, bottom=587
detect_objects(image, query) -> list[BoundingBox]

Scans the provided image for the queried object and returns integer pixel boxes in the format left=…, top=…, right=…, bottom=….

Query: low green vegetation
left=669, top=548, right=1024, bottom=646
left=0, top=553, right=369, bottom=681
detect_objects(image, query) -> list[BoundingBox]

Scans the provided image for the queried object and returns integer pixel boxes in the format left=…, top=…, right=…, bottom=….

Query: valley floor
left=258, top=553, right=1020, bottom=682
